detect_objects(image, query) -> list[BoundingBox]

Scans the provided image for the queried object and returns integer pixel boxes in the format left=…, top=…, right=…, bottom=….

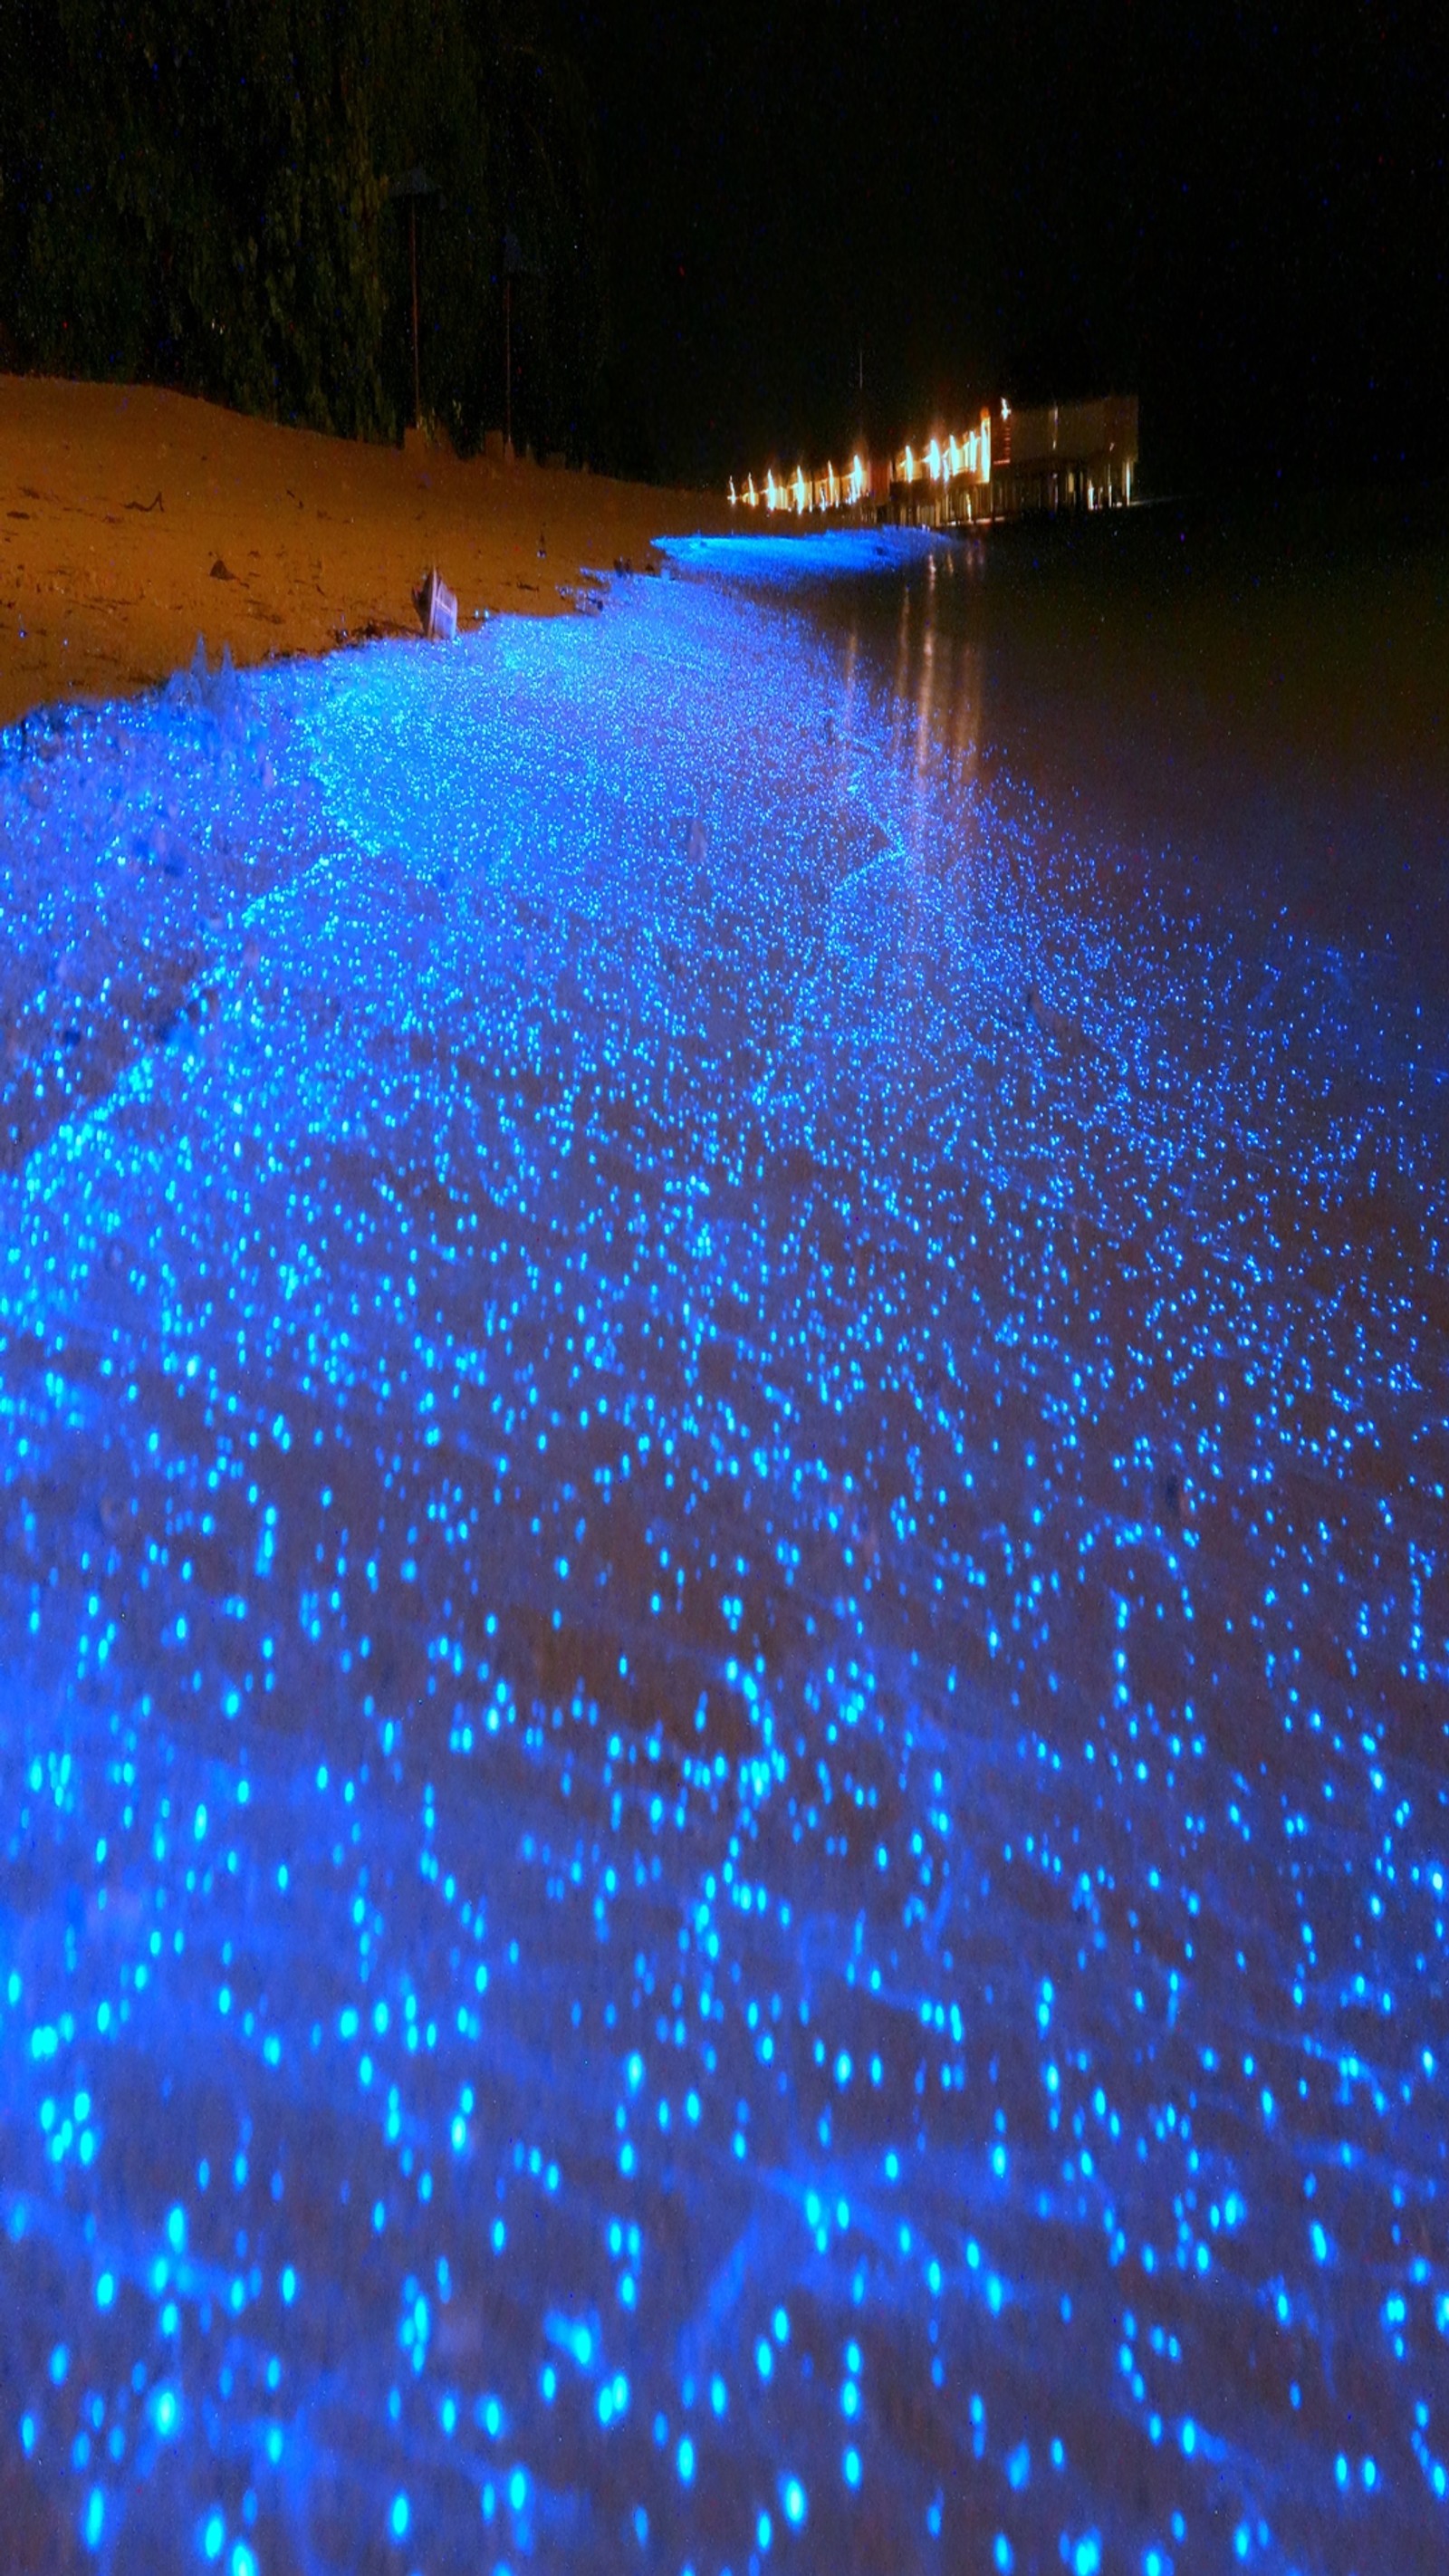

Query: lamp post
left=389, top=168, right=437, bottom=431
left=503, top=229, right=529, bottom=457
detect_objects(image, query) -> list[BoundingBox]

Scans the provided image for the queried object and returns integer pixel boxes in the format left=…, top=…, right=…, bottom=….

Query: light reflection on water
left=0, top=534, right=1445, bottom=2576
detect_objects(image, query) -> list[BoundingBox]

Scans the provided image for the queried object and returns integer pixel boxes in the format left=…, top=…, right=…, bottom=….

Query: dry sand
left=0, top=374, right=734, bottom=732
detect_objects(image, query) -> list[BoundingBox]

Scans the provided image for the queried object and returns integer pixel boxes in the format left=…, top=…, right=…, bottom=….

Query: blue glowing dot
left=83, top=2488, right=104, bottom=2552
left=677, top=2436, right=695, bottom=2484
left=203, top=2511, right=226, bottom=2562
left=782, top=2475, right=806, bottom=2526
left=994, top=2539, right=1013, bottom=2575
left=844, top=2446, right=861, bottom=2489
left=389, top=2492, right=409, bottom=2541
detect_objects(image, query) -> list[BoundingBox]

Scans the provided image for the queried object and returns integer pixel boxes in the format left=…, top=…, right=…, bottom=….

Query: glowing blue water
left=1, top=535, right=1445, bottom=2576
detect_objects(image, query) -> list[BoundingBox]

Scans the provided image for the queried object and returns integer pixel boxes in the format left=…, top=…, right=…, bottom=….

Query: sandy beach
left=0, top=374, right=734, bottom=732
left=3, top=0, right=1445, bottom=2545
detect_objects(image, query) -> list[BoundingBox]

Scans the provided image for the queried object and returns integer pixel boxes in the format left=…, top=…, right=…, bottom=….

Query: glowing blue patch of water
left=0, top=545, right=1445, bottom=2574
left=660, top=526, right=943, bottom=588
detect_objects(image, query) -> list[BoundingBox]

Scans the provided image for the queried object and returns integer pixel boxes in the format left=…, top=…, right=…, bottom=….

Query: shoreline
left=0, top=374, right=734, bottom=734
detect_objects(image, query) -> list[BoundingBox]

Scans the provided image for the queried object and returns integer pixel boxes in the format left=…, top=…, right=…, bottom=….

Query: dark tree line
left=0, top=0, right=609, bottom=458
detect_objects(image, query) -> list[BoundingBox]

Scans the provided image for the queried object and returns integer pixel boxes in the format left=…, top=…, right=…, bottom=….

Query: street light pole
left=503, top=231, right=533, bottom=461
left=389, top=168, right=436, bottom=435
left=410, top=200, right=421, bottom=429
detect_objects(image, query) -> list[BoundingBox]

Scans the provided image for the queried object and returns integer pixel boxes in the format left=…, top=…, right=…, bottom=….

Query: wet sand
left=0, top=374, right=733, bottom=732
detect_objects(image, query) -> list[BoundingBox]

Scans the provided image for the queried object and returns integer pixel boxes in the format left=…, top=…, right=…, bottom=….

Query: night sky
left=572, top=0, right=1449, bottom=493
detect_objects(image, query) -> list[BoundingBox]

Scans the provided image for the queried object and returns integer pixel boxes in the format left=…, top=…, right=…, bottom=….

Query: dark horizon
left=574, top=0, right=1449, bottom=496
left=0, top=1, right=1444, bottom=500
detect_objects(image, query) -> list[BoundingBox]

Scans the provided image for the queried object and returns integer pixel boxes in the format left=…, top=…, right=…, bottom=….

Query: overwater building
left=731, top=393, right=1138, bottom=526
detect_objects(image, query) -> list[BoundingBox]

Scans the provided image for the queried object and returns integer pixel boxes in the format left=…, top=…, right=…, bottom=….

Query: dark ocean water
left=1, top=519, right=1445, bottom=2576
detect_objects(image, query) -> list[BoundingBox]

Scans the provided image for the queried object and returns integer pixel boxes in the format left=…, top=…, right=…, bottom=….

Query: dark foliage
left=0, top=0, right=606, bottom=457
